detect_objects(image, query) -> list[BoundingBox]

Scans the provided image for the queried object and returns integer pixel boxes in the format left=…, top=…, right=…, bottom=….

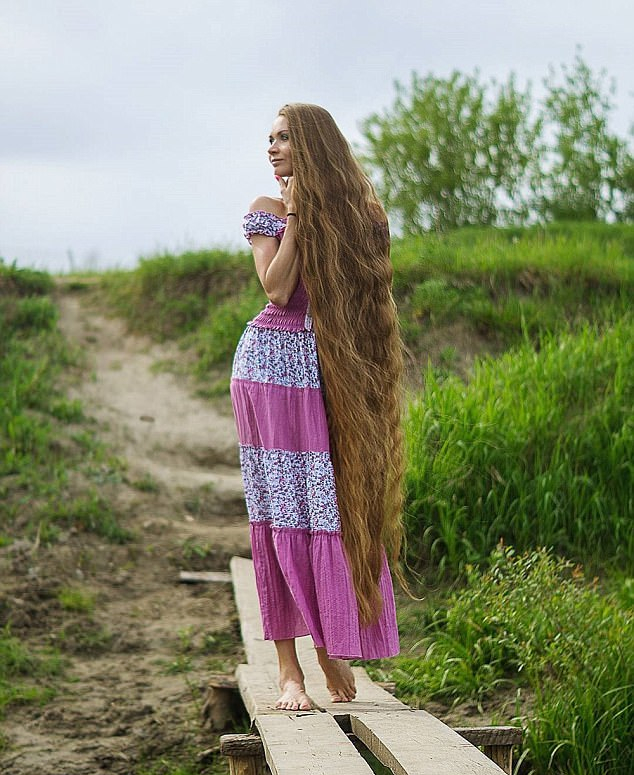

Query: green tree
left=533, top=52, right=633, bottom=222
left=361, top=71, right=539, bottom=232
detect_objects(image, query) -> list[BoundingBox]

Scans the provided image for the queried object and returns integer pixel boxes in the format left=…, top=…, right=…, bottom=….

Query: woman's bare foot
left=274, top=638, right=314, bottom=711
left=276, top=674, right=314, bottom=711
left=316, top=647, right=357, bottom=702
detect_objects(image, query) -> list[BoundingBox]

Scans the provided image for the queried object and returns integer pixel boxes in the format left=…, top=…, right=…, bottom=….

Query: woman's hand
left=276, top=175, right=296, bottom=215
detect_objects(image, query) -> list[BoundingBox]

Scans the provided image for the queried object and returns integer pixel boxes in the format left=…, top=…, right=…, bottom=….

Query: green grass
left=36, top=493, right=131, bottom=543
left=378, top=548, right=634, bottom=775
left=100, top=247, right=260, bottom=338
left=0, top=627, right=64, bottom=719
left=392, top=223, right=633, bottom=363
left=96, top=223, right=634, bottom=385
left=0, top=261, right=130, bottom=544
left=57, top=587, right=96, bottom=613
left=0, top=259, right=53, bottom=296
left=137, top=753, right=228, bottom=775
left=0, top=259, right=131, bottom=724
left=404, top=316, right=633, bottom=577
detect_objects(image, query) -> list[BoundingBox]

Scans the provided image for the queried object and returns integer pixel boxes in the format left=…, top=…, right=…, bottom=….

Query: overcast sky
left=2, top=0, right=633, bottom=274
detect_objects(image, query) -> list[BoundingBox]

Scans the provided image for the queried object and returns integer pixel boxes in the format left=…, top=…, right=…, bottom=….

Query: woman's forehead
left=270, top=115, right=289, bottom=134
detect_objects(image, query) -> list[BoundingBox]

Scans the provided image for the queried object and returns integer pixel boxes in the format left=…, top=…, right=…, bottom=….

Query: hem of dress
left=256, top=523, right=342, bottom=537
left=250, top=522, right=400, bottom=660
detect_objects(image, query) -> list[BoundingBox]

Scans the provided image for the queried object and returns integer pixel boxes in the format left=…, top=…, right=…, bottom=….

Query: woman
left=230, top=103, right=404, bottom=711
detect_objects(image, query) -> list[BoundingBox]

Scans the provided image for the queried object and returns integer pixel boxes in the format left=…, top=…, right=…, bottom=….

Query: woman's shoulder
left=243, top=197, right=287, bottom=243
left=248, top=195, right=286, bottom=218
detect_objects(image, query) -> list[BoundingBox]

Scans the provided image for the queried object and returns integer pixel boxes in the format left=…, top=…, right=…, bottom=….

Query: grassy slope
left=97, top=222, right=633, bottom=384
left=404, top=318, right=633, bottom=576
left=5, top=223, right=632, bottom=774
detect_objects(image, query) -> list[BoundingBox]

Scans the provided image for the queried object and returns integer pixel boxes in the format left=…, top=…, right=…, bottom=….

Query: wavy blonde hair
left=279, top=103, right=405, bottom=625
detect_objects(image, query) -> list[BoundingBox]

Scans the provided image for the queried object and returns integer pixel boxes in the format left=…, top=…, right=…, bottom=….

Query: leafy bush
left=362, top=54, right=634, bottom=231
left=388, top=548, right=634, bottom=775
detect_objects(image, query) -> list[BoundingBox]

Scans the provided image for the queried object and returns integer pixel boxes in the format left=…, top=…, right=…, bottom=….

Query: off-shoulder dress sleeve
left=242, top=210, right=287, bottom=244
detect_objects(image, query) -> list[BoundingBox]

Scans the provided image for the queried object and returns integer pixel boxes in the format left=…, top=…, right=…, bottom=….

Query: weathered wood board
left=237, top=663, right=406, bottom=722
left=351, top=710, right=507, bottom=774
left=256, top=713, right=374, bottom=775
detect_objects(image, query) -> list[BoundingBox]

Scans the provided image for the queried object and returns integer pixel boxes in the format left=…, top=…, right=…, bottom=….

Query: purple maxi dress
left=230, top=210, right=399, bottom=660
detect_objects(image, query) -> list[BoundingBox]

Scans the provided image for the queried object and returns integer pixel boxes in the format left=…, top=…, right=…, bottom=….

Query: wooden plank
left=220, top=733, right=265, bottom=757
left=230, top=556, right=276, bottom=665
left=454, top=726, right=522, bottom=748
left=483, top=745, right=513, bottom=775
left=219, top=729, right=520, bottom=758
left=226, top=758, right=266, bottom=775
left=236, top=663, right=280, bottom=720
left=256, top=713, right=374, bottom=775
left=351, top=710, right=507, bottom=774
left=237, top=663, right=406, bottom=723
left=220, top=734, right=268, bottom=775
left=303, top=666, right=408, bottom=716
left=179, top=570, right=232, bottom=583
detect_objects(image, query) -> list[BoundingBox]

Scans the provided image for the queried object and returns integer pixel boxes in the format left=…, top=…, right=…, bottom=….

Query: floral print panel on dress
left=239, top=445, right=341, bottom=532
left=232, top=327, right=320, bottom=389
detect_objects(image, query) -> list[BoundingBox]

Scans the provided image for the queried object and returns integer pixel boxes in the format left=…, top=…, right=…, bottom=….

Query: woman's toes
left=276, top=679, right=314, bottom=711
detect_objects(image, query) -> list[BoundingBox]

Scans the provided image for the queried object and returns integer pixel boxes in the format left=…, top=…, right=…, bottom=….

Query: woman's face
left=268, top=115, right=293, bottom=178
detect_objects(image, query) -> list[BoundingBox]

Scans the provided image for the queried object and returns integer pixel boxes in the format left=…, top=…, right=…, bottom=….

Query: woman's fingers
left=275, top=176, right=295, bottom=210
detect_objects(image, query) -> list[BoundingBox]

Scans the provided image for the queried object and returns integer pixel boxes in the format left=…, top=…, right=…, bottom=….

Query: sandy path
left=0, top=287, right=249, bottom=774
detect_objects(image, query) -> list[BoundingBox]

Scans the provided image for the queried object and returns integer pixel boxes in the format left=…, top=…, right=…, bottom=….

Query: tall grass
left=404, top=316, right=633, bottom=576
left=384, top=547, right=634, bottom=775
left=392, top=222, right=633, bottom=353
left=101, top=247, right=260, bottom=339
left=0, top=259, right=53, bottom=296
left=98, top=223, right=634, bottom=378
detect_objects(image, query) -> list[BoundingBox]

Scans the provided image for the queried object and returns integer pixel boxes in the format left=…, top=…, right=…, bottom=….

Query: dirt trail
left=1, top=288, right=250, bottom=775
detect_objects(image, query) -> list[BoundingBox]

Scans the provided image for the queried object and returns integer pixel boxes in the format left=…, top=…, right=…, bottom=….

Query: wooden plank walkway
left=227, top=556, right=513, bottom=775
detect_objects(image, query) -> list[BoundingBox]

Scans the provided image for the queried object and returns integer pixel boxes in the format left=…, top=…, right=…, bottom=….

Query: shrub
left=389, top=547, right=634, bottom=775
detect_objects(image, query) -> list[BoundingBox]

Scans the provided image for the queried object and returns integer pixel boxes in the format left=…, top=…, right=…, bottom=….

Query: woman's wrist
left=286, top=212, right=297, bottom=218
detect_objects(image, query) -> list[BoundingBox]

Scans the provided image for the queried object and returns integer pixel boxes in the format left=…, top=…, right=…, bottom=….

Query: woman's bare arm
left=249, top=185, right=299, bottom=306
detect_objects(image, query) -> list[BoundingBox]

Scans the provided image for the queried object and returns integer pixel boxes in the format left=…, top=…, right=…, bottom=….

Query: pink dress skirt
left=229, top=210, right=399, bottom=659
